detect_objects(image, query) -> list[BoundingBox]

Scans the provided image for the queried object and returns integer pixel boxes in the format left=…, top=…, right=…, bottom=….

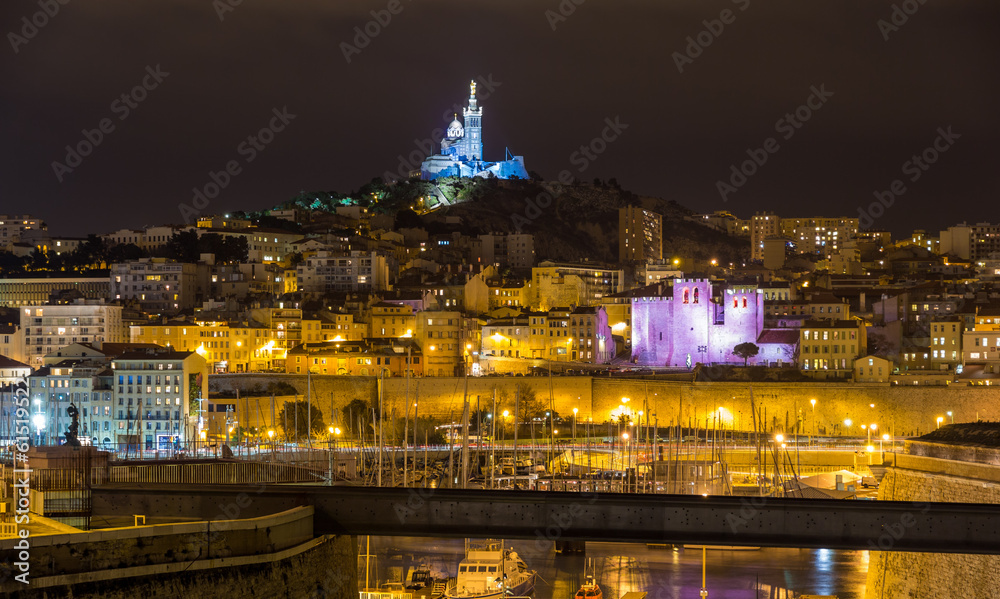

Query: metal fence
left=104, top=460, right=323, bottom=485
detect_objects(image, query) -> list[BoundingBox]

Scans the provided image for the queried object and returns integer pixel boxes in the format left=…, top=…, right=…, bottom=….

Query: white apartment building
left=297, top=250, right=390, bottom=293
left=21, top=301, right=125, bottom=367
left=0, top=214, right=45, bottom=251
left=111, top=258, right=199, bottom=314
left=103, top=226, right=182, bottom=252
left=751, top=213, right=859, bottom=261
left=940, top=222, right=1000, bottom=261
left=27, top=361, right=114, bottom=447
left=478, top=233, right=536, bottom=270
left=110, top=348, right=208, bottom=449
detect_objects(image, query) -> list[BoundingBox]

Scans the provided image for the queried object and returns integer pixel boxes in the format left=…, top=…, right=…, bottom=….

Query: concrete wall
left=210, top=374, right=1000, bottom=437
left=0, top=506, right=315, bottom=580
left=865, top=455, right=1000, bottom=598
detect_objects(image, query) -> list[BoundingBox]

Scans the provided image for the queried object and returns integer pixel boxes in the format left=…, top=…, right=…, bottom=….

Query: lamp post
left=774, top=434, right=785, bottom=486
left=810, top=399, right=816, bottom=444
left=937, top=416, right=944, bottom=429
left=622, top=431, right=630, bottom=481
left=573, top=407, right=578, bottom=444
left=947, top=411, right=954, bottom=424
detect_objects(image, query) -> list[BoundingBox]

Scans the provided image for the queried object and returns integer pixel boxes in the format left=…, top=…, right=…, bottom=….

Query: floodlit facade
left=798, top=320, right=866, bottom=378
left=420, top=81, right=529, bottom=181
left=630, top=279, right=767, bottom=368
left=110, top=348, right=209, bottom=450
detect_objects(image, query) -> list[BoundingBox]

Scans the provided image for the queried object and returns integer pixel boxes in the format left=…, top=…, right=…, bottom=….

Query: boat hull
left=443, top=573, right=535, bottom=598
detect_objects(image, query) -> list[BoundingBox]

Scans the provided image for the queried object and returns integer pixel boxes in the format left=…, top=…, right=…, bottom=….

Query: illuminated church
left=420, top=81, right=530, bottom=181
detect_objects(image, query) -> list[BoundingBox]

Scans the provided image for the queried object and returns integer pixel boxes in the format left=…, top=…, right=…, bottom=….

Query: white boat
left=444, top=539, right=536, bottom=598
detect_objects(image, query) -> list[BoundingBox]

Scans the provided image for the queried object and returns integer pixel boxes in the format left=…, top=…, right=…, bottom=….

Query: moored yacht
left=443, top=539, right=536, bottom=598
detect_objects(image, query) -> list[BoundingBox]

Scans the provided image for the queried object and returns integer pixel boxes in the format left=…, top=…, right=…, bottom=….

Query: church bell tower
left=462, top=80, right=483, bottom=161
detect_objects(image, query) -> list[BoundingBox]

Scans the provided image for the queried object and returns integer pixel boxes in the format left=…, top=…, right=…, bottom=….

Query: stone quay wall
left=865, top=453, right=1000, bottom=598
left=0, top=506, right=356, bottom=599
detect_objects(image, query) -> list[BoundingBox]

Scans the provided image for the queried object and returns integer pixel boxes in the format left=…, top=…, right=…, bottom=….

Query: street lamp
left=622, top=431, right=630, bottom=473
left=573, top=407, right=578, bottom=443
left=947, top=411, right=954, bottom=424
left=810, top=399, right=817, bottom=443
left=937, top=416, right=944, bottom=429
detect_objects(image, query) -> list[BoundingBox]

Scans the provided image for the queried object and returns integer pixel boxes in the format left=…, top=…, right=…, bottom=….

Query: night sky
left=2, top=0, right=998, bottom=238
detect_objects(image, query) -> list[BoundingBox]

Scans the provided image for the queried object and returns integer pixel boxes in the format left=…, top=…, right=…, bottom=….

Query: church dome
left=446, top=116, right=464, bottom=139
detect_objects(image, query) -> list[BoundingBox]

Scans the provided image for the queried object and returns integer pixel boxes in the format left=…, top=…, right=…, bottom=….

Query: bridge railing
left=103, top=461, right=322, bottom=485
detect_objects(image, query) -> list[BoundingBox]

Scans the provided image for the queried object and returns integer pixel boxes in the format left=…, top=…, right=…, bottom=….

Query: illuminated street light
left=937, top=416, right=944, bottom=429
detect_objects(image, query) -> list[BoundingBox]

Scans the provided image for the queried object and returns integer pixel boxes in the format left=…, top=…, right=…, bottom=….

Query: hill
left=259, top=177, right=749, bottom=265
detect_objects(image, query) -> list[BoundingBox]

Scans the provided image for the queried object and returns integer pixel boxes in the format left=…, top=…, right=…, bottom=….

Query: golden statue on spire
left=470, top=79, right=477, bottom=97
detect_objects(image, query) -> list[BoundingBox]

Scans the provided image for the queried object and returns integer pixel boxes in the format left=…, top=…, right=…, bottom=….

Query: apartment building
left=619, top=206, right=663, bottom=263
left=21, top=301, right=125, bottom=367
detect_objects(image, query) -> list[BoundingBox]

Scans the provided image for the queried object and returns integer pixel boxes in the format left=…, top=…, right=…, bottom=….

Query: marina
left=361, top=536, right=866, bottom=599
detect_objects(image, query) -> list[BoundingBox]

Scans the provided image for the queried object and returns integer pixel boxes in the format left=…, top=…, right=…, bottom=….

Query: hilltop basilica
left=420, top=81, right=529, bottom=181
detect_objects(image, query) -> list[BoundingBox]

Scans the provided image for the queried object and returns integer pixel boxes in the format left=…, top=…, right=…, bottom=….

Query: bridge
left=92, top=484, right=1000, bottom=554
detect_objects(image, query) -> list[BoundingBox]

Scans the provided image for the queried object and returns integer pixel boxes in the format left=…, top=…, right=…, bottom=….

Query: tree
left=394, top=208, right=423, bottom=230
left=342, top=398, right=374, bottom=437
left=514, top=382, right=544, bottom=425
left=165, top=230, right=200, bottom=263
left=107, top=242, right=146, bottom=263
left=278, top=400, right=325, bottom=442
left=733, top=342, right=760, bottom=367
left=0, top=251, right=27, bottom=277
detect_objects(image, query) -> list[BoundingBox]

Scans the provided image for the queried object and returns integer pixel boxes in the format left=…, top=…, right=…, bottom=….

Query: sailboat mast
left=307, top=372, right=312, bottom=450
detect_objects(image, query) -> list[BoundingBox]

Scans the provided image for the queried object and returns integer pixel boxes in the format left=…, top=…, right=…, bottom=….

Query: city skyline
left=2, top=0, right=998, bottom=237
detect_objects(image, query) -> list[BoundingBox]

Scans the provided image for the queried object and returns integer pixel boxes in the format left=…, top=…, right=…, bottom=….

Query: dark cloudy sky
left=2, top=0, right=998, bottom=238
